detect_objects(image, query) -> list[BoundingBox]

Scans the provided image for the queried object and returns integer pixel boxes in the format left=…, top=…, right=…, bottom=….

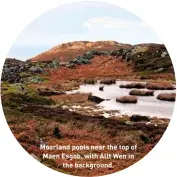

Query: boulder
left=88, top=94, right=105, bottom=103
left=130, top=114, right=150, bottom=122
left=28, top=66, right=43, bottom=73
left=99, top=86, right=104, bottom=91
left=161, top=51, right=168, bottom=58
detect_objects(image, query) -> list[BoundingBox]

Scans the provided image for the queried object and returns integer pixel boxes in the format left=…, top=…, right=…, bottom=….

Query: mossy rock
left=19, top=72, right=32, bottom=78
left=1, top=83, right=55, bottom=107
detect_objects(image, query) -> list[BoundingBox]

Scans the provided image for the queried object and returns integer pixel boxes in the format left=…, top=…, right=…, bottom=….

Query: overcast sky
left=7, top=1, right=162, bottom=60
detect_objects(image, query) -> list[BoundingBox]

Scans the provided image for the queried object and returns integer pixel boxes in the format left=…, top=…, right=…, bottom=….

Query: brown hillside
left=30, top=41, right=132, bottom=62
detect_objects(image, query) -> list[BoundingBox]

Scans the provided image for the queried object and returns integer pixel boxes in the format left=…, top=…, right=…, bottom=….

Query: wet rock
left=88, top=94, right=105, bottom=103
left=130, top=114, right=150, bottom=122
left=99, top=86, right=104, bottom=91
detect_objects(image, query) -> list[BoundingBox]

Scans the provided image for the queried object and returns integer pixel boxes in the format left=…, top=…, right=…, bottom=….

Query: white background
left=0, top=0, right=177, bottom=177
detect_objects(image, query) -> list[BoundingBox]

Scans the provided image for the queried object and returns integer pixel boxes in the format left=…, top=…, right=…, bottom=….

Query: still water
left=68, top=81, right=175, bottom=118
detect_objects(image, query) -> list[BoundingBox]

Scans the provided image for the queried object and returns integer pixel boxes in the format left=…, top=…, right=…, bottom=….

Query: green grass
left=1, top=83, right=55, bottom=108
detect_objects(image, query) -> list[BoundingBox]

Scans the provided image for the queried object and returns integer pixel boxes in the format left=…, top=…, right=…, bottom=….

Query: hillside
left=2, top=41, right=174, bottom=85
left=30, top=41, right=132, bottom=62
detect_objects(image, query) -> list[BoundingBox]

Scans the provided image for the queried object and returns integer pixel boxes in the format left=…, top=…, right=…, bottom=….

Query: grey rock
left=29, top=66, right=43, bottom=73
left=161, top=51, right=168, bottom=58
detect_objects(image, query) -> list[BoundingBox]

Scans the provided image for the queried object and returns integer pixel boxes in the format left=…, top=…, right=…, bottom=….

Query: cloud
left=83, top=17, right=148, bottom=29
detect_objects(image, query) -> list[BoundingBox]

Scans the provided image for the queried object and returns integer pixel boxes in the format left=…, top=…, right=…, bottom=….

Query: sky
left=7, top=1, right=162, bottom=60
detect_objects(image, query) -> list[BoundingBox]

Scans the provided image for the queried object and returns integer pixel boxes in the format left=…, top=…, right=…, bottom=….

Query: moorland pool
left=67, top=81, right=175, bottom=118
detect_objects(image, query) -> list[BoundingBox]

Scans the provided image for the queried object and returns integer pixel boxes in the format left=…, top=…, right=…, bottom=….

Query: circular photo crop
left=1, top=1, right=176, bottom=176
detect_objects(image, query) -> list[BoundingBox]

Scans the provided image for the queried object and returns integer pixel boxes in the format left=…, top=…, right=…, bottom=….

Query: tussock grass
left=120, top=83, right=145, bottom=89
left=157, top=93, right=176, bottom=101
left=116, top=96, right=138, bottom=103
left=100, top=79, right=116, bottom=85
left=146, top=82, right=175, bottom=90
left=129, top=89, right=154, bottom=96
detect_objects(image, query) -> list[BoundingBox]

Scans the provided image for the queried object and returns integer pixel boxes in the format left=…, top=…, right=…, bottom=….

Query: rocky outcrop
left=125, top=44, right=172, bottom=73
left=1, top=59, right=47, bottom=84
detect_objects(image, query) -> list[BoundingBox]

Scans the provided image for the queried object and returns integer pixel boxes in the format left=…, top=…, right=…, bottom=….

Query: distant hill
left=30, top=41, right=132, bottom=62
